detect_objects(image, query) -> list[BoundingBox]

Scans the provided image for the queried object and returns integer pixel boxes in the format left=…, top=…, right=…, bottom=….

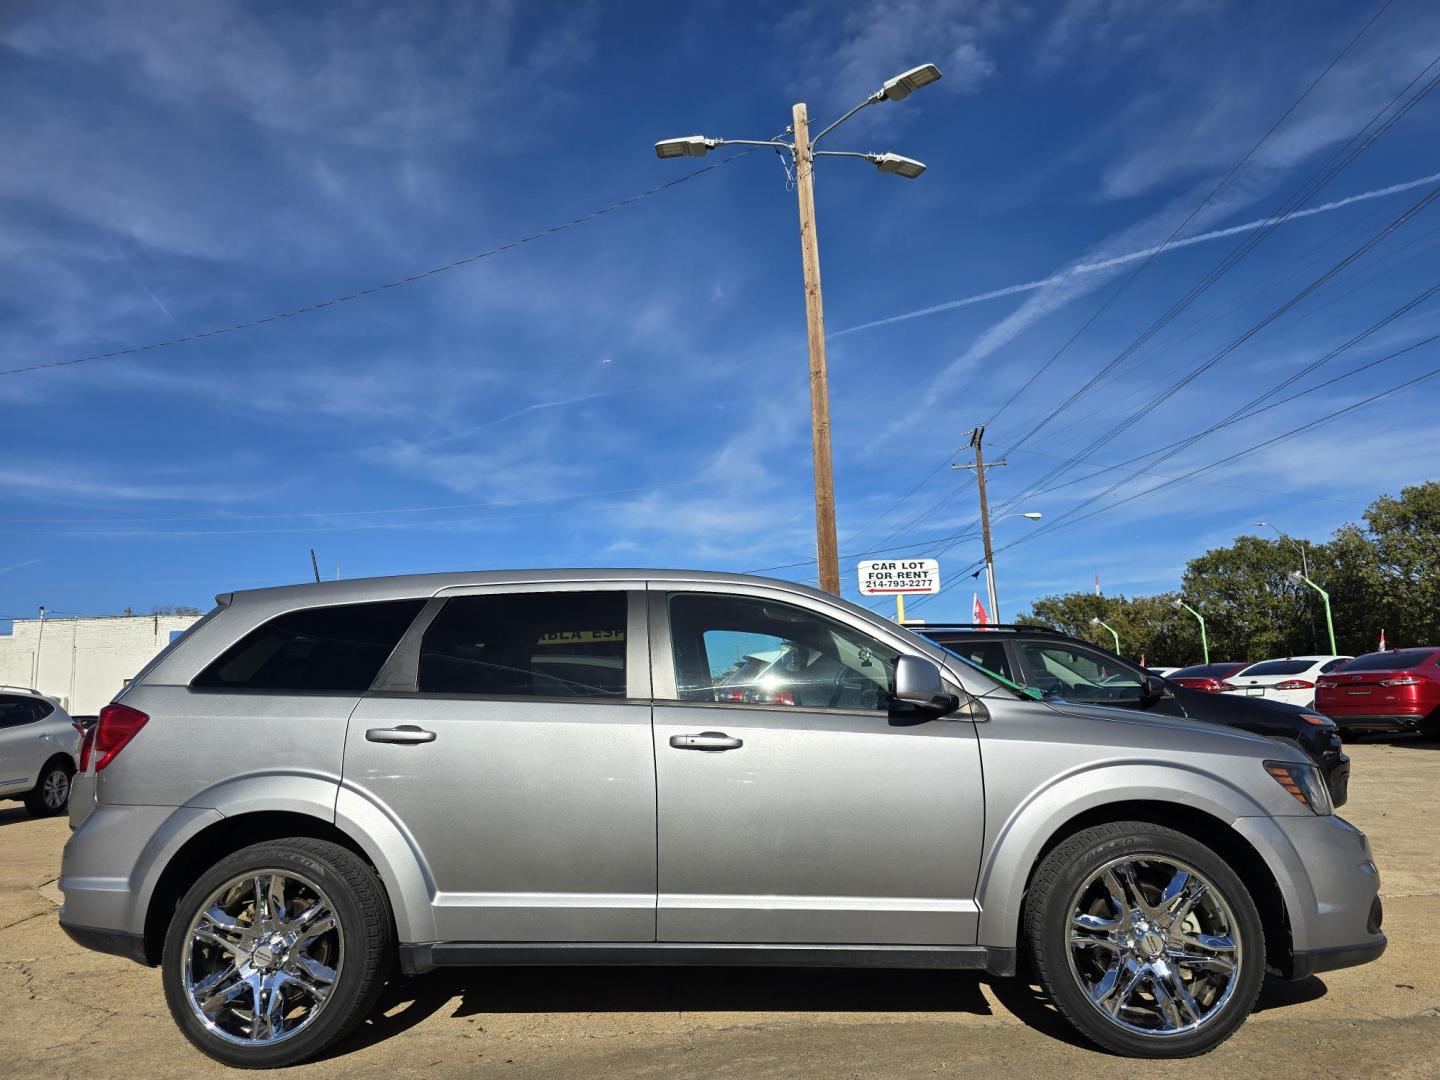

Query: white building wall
left=0, top=614, right=202, bottom=715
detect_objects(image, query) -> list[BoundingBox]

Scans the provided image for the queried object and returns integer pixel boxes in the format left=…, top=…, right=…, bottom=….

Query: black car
left=915, top=623, right=1350, bottom=807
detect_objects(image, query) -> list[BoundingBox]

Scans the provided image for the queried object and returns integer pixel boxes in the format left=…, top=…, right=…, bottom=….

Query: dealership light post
left=656, top=63, right=942, bottom=594
left=1289, top=570, right=1338, bottom=655
left=1172, top=597, right=1209, bottom=665
left=1257, top=519, right=1319, bottom=651
left=1090, top=616, right=1121, bottom=653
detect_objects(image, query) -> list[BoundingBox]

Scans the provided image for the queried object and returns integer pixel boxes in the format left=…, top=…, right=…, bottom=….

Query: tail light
left=1379, top=676, right=1424, bottom=687
left=82, top=703, right=149, bottom=772
left=1274, top=679, right=1315, bottom=690
left=1218, top=682, right=1239, bottom=692
left=1316, top=677, right=1338, bottom=690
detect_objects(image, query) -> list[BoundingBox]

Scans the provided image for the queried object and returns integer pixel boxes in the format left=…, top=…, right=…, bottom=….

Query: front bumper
left=1234, top=812, right=1385, bottom=978
left=1322, top=750, right=1351, bottom=807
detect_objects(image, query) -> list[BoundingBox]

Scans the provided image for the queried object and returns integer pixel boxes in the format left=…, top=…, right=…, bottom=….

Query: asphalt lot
left=3, top=737, right=1438, bottom=1078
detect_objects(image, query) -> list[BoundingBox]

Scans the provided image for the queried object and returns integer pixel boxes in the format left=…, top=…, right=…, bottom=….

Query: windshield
left=929, top=642, right=1044, bottom=699
left=1337, top=649, right=1438, bottom=672
left=1237, top=659, right=1314, bottom=677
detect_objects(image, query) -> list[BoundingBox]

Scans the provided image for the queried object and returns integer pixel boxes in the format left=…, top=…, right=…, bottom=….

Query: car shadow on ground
left=0, top=805, right=39, bottom=828
left=328, top=965, right=1327, bottom=1060
left=1350, top=732, right=1440, bottom=751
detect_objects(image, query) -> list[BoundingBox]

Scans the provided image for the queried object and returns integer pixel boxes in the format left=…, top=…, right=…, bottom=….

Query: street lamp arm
left=812, top=150, right=879, bottom=161
left=716, top=138, right=795, bottom=150
left=812, top=94, right=875, bottom=146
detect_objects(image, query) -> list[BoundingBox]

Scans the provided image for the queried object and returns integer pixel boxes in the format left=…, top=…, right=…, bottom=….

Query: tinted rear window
left=1238, top=659, right=1314, bottom=676
left=193, top=599, right=425, bottom=691
left=1337, top=650, right=1438, bottom=672
left=419, top=591, right=627, bottom=698
left=1169, top=663, right=1244, bottom=679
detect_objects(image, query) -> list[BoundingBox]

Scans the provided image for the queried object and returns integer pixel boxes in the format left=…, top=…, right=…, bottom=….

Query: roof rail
left=0, top=684, right=41, bottom=695
left=908, top=623, right=1072, bottom=637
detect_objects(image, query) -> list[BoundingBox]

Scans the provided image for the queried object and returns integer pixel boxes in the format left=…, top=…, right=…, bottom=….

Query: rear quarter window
left=192, top=599, right=426, bottom=692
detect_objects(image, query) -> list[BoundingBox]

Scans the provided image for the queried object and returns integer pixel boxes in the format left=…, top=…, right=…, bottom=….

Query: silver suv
left=1, top=686, right=80, bottom=817
left=59, top=570, right=1385, bottom=1067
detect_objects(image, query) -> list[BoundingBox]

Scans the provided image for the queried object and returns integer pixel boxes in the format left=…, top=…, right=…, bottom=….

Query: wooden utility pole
left=791, top=102, right=840, bottom=595
left=958, top=426, right=1005, bottom=621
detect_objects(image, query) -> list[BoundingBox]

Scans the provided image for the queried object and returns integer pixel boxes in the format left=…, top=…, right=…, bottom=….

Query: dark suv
left=915, top=624, right=1350, bottom=807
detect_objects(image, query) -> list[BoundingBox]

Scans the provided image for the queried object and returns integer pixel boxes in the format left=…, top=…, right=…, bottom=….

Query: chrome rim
left=1066, top=855, right=1242, bottom=1037
left=42, top=768, right=69, bottom=809
left=181, top=869, right=343, bottom=1046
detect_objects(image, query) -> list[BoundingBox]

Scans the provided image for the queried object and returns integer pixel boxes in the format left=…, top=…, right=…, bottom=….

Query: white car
left=1223, top=655, right=1353, bottom=708
left=0, top=686, right=82, bottom=817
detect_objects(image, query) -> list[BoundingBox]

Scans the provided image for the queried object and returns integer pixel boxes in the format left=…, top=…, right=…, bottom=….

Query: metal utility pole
left=791, top=102, right=840, bottom=595
left=957, top=426, right=1004, bottom=620
left=655, top=64, right=942, bottom=594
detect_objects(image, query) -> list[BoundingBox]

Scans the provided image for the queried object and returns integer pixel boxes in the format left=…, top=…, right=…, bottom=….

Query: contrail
left=830, top=171, right=1440, bottom=340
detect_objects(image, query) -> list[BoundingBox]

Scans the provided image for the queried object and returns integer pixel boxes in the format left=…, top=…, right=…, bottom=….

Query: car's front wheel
left=161, top=838, right=393, bottom=1068
left=1025, top=821, right=1265, bottom=1057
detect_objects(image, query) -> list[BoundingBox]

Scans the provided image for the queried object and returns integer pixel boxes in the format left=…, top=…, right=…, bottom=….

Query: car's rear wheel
left=161, top=838, right=392, bottom=1068
left=1025, top=821, right=1265, bottom=1057
left=23, top=757, right=72, bottom=817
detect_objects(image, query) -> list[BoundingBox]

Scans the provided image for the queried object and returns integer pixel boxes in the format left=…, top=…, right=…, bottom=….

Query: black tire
left=161, top=838, right=393, bottom=1069
left=23, top=757, right=73, bottom=817
left=1024, top=821, right=1265, bottom=1058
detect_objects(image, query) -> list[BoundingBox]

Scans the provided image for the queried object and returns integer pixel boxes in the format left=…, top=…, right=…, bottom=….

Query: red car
left=1166, top=661, right=1248, bottom=692
left=1315, top=648, right=1440, bottom=735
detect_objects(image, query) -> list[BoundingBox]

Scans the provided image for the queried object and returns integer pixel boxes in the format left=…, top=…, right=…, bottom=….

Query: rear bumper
left=58, top=919, right=149, bottom=965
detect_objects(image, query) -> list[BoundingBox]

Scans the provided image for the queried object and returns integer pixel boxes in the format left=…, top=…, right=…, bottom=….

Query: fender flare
left=975, top=760, right=1274, bottom=948
left=138, top=773, right=437, bottom=946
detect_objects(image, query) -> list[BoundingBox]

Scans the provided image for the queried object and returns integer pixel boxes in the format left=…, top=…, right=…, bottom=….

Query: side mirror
left=1142, top=674, right=1167, bottom=702
left=894, top=655, right=954, bottom=710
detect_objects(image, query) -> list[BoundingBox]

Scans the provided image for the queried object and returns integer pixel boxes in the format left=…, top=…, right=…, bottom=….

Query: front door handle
left=366, top=725, right=436, bottom=745
left=669, top=731, right=743, bottom=751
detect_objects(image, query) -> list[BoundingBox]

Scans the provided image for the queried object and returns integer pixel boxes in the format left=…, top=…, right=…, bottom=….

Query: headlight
left=1264, top=760, right=1333, bottom=815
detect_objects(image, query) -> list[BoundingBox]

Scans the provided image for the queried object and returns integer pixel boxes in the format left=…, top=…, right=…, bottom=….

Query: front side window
left=668, top=593, right=897, bottom=711
left=193, top=599, right=425, bottom=692
left=1020, top=643, right=1145, bottom=704
left=418, top=591, right=627, bottom=698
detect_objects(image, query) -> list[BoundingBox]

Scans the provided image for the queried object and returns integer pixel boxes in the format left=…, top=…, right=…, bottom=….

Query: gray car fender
left=334, top=784, right=438, bottom=944
left=974, top=759, right=1271, bottom=949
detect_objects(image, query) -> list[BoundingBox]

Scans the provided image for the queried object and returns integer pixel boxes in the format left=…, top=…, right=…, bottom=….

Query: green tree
left=151, top=604, right=204, bottom=616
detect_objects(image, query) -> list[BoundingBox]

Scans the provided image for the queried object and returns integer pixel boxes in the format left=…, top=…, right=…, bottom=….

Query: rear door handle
left=669, top=731, right=743, bottom=751
left=366, top=725, right=436, bottom=745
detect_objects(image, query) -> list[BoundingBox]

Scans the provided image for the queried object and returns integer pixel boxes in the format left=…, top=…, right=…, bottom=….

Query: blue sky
left=3, top=0, right=1439, bottom=626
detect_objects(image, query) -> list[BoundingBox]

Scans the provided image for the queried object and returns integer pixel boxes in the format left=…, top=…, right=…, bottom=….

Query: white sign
left=857, top=559, right=941, bottom=596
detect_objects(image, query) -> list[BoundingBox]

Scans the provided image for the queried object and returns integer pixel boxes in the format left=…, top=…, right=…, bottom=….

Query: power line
left=997, top=43, right=1440, bottom=466
left=2, top=152, right=756, bottom=378
left=981, top=0, right=1399, bottom=433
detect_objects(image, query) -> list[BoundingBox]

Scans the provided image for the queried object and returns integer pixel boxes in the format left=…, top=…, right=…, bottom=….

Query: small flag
left=973, top=592, right=990, bottom=627
left=1378, top=628, right=1387, bottom=652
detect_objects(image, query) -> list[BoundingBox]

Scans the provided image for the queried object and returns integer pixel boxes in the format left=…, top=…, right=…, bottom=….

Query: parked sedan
left=1316, top=648, right=1440, bottom=736
left=1167, top=661, right=1248, bottom=692
left=1223, top=655, right=1352, bottom=708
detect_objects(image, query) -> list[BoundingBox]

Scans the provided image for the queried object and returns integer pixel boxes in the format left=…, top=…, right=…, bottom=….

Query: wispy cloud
left=838, top=171, right=1440, bottom=342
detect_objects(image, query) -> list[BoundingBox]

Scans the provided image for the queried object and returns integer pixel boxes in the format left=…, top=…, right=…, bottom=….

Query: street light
left=1256, top=519, right=1320, bottom=651
left=1288, top=570, right=1338, bottom=654
left=1172, top=597, right=1209, bottom=665
left=1090, top=616, right=1121, bottom=653
left=655, top=62, right=943, bottom=594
